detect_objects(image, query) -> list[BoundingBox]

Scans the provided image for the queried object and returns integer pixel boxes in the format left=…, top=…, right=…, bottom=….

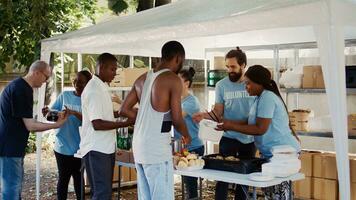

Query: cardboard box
left=313, top=153, right=337, bottom=180
left=289, top=111, right=310, bottom=131
left=113, top=166, right=131, bottom=182
left=110, top=68, right=148, bottom=87
left=313, top=178, right=338, bottom=200
left=300, top=151, right=313, bottom=177
left=303, top=65, right=325, bottom=89
left=350, top=157, right=356, bottom=183
left=351, top=183, right=356, bottom=200
left=130, top=168, right=137, bottom=181
left=116, top=150, right=135, bottom=163
left=293, top=176, right=312, bottom=199
left=349, top=114, right=356, bottom=136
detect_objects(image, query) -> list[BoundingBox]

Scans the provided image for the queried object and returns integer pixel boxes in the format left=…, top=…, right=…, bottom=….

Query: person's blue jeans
left=0, top=156, right=24, bottom=200
left=135, top=160, right=174, bottom=200
left=182, top=146, right=205, bottom=199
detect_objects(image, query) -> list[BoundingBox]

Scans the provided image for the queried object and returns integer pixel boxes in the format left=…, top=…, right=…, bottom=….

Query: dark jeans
left=54, top=151, right=82, bottom=200
left=215, top=137, right=256, bottom=200
left=182, top=146, right=205, bottom=199
left=84, top=151, right=115, bottom=200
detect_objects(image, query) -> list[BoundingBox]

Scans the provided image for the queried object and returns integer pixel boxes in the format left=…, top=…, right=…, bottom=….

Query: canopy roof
left=41, top=0, right=356, bottom=59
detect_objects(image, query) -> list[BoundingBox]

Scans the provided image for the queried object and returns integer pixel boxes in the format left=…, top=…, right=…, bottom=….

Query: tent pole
left=130, top=55, right=134, bottom=68
left=60, top=52, right=64, bottom=91
left=78, top=53, right=82, bottom=72
left=149, top=57, right=152, bottom=69
left=314, top=23, right=350, bottom=200
left=35, top=51, right=52, bottom=200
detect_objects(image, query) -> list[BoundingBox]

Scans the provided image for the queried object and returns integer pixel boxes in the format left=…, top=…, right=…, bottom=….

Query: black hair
left=179, top=67, right=195, bottom=88
left=96, top=53, right=117, bottom=68
left=161, top=41, right=185, bottom=61
left=245, top=65, right=299, bottom=141
left=225, top=47, right=247, bottom=66
left=77, top=70, right=92, bottom=82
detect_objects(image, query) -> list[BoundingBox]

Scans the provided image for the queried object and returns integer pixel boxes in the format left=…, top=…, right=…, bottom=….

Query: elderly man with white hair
left=0, top=60, right=68, bottom=200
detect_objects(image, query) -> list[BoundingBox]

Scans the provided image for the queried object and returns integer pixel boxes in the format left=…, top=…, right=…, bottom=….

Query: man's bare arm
left=119, top=85, right=139, bottom=120
left=23, top=115, right=67, bottom=132
left=169, top=75, right=191, bottom=143
left=91, top=119, right=134, bottom=131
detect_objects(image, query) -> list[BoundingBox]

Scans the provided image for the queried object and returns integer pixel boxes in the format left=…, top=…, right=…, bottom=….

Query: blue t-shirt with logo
left=51, top=91, right=82, bottom=156
left=215, top=77, right=255, bottom=144
left=174, top=94, right=204, bottom=151
left=248, top=90, right=301, bottom=158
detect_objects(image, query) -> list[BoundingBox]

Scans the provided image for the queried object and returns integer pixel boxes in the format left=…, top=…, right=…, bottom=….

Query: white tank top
left=132, top=69, right=173, bottom=164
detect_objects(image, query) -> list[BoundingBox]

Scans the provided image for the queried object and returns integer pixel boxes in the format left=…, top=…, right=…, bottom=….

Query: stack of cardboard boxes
left=114, top=150, right=136, bottom=183
left=294, top=151, right=339, bottom=200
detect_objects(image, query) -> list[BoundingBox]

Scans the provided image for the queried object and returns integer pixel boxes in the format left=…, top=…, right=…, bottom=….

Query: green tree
left=107, top=0, right=171, bottom=15
left=0, top=0, right=97, bottom=72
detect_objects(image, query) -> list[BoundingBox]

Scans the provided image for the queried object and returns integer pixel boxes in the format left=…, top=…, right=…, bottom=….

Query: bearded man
left=193, top=47, right=256, bottom=200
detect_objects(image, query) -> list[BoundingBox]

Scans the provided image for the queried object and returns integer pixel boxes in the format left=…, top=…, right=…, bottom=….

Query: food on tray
left=188, top=159, right=196, bottom=167
left=215, top=155, right=224, bottom=160
left=173, top=155, right=180, bottom=166
left=178, top=160, right=188, bottom=168
left=210, top=155, right=239, bottom=161
left=173, top=150, right=204, bottom=170
left=186, top=153, right=198, bottom=160
left=182, top=149, right=190, bottom=156
left=180, top=157, right=189, bottom=164
left=225, top=156, right=239, bottom=161
left=197, top=159, right=205, bottom=166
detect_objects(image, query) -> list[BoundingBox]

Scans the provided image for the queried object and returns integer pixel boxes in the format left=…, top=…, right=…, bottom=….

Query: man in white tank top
left=120, top=41, right=192, bottom=200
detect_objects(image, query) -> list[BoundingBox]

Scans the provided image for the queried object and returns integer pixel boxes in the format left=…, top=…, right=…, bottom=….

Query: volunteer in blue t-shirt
left=42, top=70, right=92, bottom=200
left=175, top=67, right=204, bottom=199
left=193, top=47, right=256, bottom=200
left=217, top=65, right=301, bottom=199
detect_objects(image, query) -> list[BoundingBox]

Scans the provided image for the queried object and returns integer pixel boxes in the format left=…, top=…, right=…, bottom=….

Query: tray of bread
left=173, top=149, right=205, bottom=171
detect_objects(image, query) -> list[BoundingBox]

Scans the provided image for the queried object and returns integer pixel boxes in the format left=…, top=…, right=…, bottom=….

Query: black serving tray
left=202, top=154, right=268, bottom=174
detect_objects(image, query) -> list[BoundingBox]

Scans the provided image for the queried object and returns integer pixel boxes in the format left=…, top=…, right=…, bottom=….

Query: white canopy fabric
left=38, top=0, right=356, bottom=199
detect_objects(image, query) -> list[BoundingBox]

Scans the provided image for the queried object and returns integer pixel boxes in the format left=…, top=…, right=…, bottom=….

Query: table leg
left=199, top=177, right=202, bottom=200
left=118, top=166, right=121, bottom=200
left=289, top=180, right=293, bottom=200
left=252, top=187, right=257, bottom=200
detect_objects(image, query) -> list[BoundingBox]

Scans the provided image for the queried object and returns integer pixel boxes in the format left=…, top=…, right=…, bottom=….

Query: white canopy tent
left=37, top=0, right=356, bottom=199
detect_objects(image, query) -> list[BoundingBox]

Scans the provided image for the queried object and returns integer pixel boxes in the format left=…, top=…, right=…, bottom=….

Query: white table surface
left=116, top=161, right=305, bottom=188
left=174, top=169, right=304, bottom=188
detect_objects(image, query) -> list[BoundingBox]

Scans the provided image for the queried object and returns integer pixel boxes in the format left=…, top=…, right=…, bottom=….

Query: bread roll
left=186, top=153, right=198, bottom=160
left=178, top=160, right=188, bottom=168
left=188, top=159, right=196, bottom=167
left=198, top=159, right=205, bottom=167
left=180, top=157, right=189, bottom=164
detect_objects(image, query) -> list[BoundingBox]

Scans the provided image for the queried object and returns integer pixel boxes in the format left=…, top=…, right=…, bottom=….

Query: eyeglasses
left=39, top=71, right=50, bottom=81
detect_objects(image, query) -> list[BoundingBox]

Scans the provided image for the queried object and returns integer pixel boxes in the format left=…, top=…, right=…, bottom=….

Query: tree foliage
left=0, top=0, right=97, bottom=72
